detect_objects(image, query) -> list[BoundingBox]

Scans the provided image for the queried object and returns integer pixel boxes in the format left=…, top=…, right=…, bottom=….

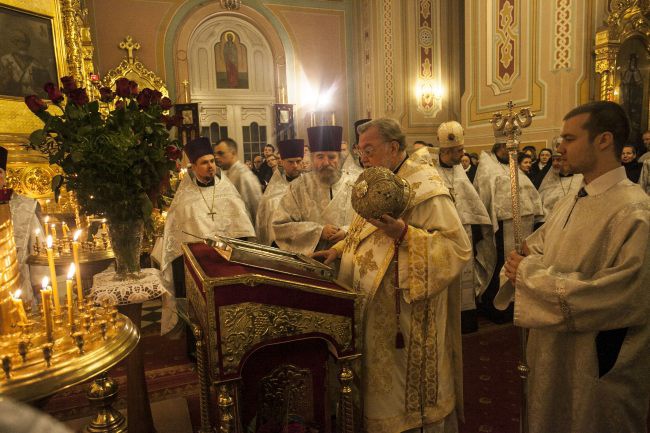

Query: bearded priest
left=272, top=125, right=356, bottom=255
left=156, top=137, right=254, bottom=332
left=255, top=138, right=304, bottom=246
left=313, top=118, right=471, bottom=433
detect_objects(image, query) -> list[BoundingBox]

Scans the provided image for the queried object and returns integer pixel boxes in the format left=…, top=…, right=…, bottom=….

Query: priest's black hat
left=0, top=146, right=7, bottom=172
left=277, top=139, right=304, bottom=159
left=354, top=118, right=372, bottom=145
left=307, top=126, right=342, bottom=152
left=185, top=137, right=213, bottom=163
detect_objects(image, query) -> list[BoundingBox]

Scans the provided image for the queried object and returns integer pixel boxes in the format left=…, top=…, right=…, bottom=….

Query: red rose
left=163, top=113, right=183, bottom=130
left=165, top=145, right=182, bottom=161
left=24, top=95, right=47, bottom=113
left=60, top=76, right=77, bottom=94
left=150, top=90, right=162, bottom=106
left=115, top=78, right=131, bottom=98
left=129, top=80, right=139, bottom=96
left=114, top=100, right=125, bottom=110
left=137, top=88, right=153, bottom=108
left=160, top=97, right=173, bottom=110
left=69, top=88, right=89, bottom=106
left=43, top=82, right=64, bottom=104
left=99, top=87, right=114, bottom=102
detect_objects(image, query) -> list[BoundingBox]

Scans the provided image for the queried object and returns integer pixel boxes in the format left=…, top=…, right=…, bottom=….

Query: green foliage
left=25, top=80, right=183, bottom=226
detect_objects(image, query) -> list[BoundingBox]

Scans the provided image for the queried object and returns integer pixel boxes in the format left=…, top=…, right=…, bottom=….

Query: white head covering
left=436, top=121, right=464, bottom=148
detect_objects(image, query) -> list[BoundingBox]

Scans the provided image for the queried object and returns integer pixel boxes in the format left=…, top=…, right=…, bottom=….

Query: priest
left=0, top=146, right=46, bottom=305
left=341, top=119, right=368, bottom=178
left=314, top=118, right=471, bottom=433
left=214, top=137, right=262, bottom=223
left=157, top=137, right=254, bottom=332
left=538, top=147, right=583, bottom=217
left=473, top=132, right=543, bottom=322
left=432, top=121, right=496, bottom=333
left=500, top=101, right=650, bottom=433
left=255, top=138, right=304, bottom=246
left=272, top=125, right=356, bottom=255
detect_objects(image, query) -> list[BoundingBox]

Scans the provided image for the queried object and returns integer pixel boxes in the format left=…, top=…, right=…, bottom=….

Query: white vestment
left=9, top=194, right=47, bottom=305
left=473, top=151, right=543, bottom=254
left=341, top=154, right=363, bottom=178
left=639, top=158, right=650, bottom=194
left=272, top=171, right=356, bottom=255
left=538, top=169, right=583, bottom=217
left=500, top=167, right=650, bottom=433
left=255, top=170, right=294, bottom=246
left=157, top=174, right=255, bottom=333
left=224, top=160, right=262, bottom=225
left=334, top=159, right=471, bottom=433
left=435, top=163, right=496, bottom=305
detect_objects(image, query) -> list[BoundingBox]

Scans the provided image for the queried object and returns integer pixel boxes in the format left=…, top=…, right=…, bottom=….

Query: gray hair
left=356, top=118, right=406, bottom=151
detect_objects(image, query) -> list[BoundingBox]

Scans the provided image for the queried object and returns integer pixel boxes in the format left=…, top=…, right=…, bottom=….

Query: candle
left=41, top=278, right=53, bottom=342
left=72, top=230, right=83, bottom=302
left=34, top=228, right=41, bottom=251
left=62, top=222, right=69, bottom=238
left=44, top=216, right=50, bottom=237
left=11, top=290, right=27, bottom=324
left=50, top=223, right=58, bottom=244
left=45, top=236, right=61, bottom=315
left=66, top=264, right=76, bottom=327
left=101, top=219, right=107, bottom=234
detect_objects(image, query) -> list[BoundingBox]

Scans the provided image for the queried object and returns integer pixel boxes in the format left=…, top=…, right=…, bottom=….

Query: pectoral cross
left=207, top=211, right=217, bottom=221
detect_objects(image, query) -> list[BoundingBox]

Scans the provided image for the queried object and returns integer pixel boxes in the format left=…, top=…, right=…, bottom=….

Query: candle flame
left=42, top=276, right=50, bottom=289
left=44, top=216, right=50, bottom=223
left=74, top=229, right=82, bottom=241
left=51, top=223, right=56, bottom=229
left=46, top=235, right=53, bottom=248
left=67, top=263, right=76, bottom=279
left=102, top=218, right=106, bottom=223
left=35, top=228, right=41, bottom=235
left=12, top=289, right=22, bottom=299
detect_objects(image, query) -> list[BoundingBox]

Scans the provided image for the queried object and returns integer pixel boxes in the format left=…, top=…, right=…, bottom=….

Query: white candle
left=45, top=236, right=60, bottom=315
left=72, top=230, right=83, bottom=302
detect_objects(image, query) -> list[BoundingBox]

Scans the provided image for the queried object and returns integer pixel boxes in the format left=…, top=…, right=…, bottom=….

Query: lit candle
left=44, top=216, right=50, bottom=237
left=101, top=219, right=107, bottom=234
left=50, top=223, right=58, bottom=244
left=45, top=236, right=61, bottom=315
left=34, top=228, right=41, bottom=249
left=72, top=230, right=83, bottom=302
left=12, top=290, right=28, bottom=324
left=41, top=278, right=53, bottom=342
left=66, top=263, right=75, bottom=327
left=62, top=222, right=69, bottom=238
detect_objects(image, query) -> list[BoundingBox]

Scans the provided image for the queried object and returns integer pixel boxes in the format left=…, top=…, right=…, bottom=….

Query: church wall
left=461, top=0, right=598, bottom=153
left=86, top=0, right=356, bottom=146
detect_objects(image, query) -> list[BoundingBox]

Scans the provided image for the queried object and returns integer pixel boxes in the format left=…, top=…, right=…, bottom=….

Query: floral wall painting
left=214, top=30, right=249, bottom=89
left=0, top=5, right=58, bottom=99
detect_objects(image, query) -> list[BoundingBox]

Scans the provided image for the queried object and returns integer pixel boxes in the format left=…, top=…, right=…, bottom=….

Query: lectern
left=182, top=241, right=359, bottom=433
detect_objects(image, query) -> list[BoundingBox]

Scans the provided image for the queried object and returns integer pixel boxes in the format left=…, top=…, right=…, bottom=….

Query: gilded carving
left=383, top=0, right=395, bottom=112
left=494, top=0, right=518, bottom=87
left=219, top=303, right=353, bottom=374
left=553, top=0, right=572, bottom=70
left=259, top=364, right=314, bottom=423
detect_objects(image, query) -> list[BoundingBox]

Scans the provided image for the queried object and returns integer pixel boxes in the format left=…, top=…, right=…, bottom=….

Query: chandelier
left=220, top=0, right=241, bottom=10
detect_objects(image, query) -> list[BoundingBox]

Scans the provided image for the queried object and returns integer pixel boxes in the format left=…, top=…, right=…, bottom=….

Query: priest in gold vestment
left=314, top=118, right=471, bottom=433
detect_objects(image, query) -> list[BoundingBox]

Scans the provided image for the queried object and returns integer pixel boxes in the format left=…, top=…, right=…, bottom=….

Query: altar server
left=272, top=126, right=356, bottom=255
left=255, top=139, right=304, bottom=246
left=500, top=101, right=650, bottom=433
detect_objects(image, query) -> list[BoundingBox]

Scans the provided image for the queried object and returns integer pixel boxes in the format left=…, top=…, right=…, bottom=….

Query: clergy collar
left=583, top=166, right=627, bottom=196
left=286, top=173, right=300, bottom=183
left=392, top=154, right=409, bottom=174
left=195, top=176, right=215, bottom=187
left=559, top=172, right=573, bottom=178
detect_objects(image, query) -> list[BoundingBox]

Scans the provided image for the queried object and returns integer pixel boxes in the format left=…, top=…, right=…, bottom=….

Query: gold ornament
left=351, top=167, right=412, bottom=220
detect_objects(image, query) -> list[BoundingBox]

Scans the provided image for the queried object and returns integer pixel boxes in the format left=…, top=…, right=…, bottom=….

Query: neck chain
left=559, top=175, right=574, bottom=196
left=197, top=177, right=217, bottom=220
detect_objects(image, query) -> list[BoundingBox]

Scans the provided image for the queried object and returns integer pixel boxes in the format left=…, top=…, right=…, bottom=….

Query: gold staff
left=490, top=100, right=534, bottom=433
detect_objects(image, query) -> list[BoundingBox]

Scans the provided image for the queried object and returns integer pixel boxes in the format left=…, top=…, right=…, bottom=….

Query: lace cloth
left=89, top=268, right=177, bottom=335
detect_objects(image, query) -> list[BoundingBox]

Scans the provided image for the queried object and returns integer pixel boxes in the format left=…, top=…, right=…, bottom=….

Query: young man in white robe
left=255, top=139, right=304, bottom=246
left=500, top=101, right=650, bottom=433
left=314, top=118, right=471, bottom=433
left=432, top=121, right=496, bottom=333
left=472, top=134, right=543, bottom=322
left=538, top=148, right=583, bottom=217
left=214, top=138, right=262, bottom=225
left=157, top=137, right=254, bottom=333
left=0, top=146, right=46, bottom=306
left=340, top=118, right=369, bottom=178
left=272, top=126, right=356, bottom=256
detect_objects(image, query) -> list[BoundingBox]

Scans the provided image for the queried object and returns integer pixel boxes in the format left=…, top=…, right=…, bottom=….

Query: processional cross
left=490, top=100, right=534, bottom=433
left=119, top=36, right=141, bottom=64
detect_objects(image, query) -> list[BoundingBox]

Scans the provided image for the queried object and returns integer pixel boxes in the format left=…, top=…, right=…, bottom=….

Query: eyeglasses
left=356, top=141, right=395, bottom=157
left=215, top=150, right=227, bottom=156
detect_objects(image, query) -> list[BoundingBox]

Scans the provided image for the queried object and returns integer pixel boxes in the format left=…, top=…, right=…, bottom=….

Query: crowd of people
left=148, top=100, right=649, bottom=433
